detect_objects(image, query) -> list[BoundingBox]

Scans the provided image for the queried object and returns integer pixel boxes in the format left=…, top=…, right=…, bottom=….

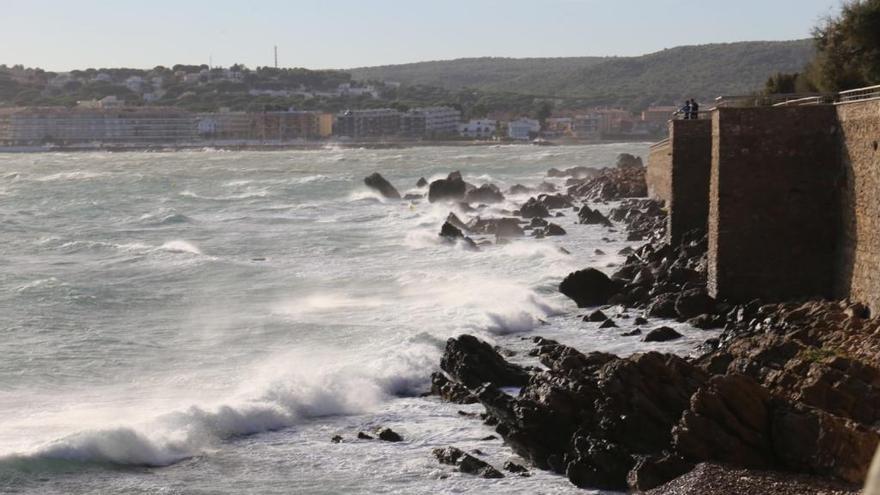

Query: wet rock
left=467, top=217, right=524, bottom=238
left=547, top=166, right=600, bottom=179
left=331, top=435, right=343, bottom=443
left=538, top=193, right=574, bottom=210
left=546, top=223, right=567, bottom=236
left=520, top=197, right=551, bottom=218
left=594, top=249, right=606, bottom=255
left=377, top=427, right=403, bottom=442
left=644, top=326, right=683, bottom=342
left=578, top=206, right=613, bottom=227
left=416, top=177, right=428, bottom=187
left=621, top=329, right=642, bottom=337
left=433, top=446, right=504, bottom=478
left=599, top=319, right=618, bottom=329
left=688, top=314, right=725, bottom=330
left=585, top=309, right=608, bottom=322
left=431, top=371, right=478, bottom=404
left=440, top=335, right=531, bottom=388
left=508, top=184, right=532, bottom=195
left=465, top=183, right=504, bottom=204
left=647, top=294, right=679, bottom=318
left=634, top=316, right=649, bottom=325
left=616, top=153, right=644, bottom=169
left=364, top=172, right=401, bottom=199
left=503, top=461, right=530, bottom=476
left=439, top=221, right=465, bottom=240
left=529, top=217, right=548, bottom=228
left=481, top=435, right=498, bottom=441
left=429, top=171, right=467, bottom=203
left=403, top=193, right=423, bottom=200
left=445, top=212, right=469, bottom=232
left=357, top=432, right=374, bottom=440
left=559, top=268, right=617, bottom=307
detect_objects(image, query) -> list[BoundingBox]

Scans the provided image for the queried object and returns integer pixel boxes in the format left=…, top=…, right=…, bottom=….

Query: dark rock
left=644, top=326, right=683, bottom=342
left=688, top=314, right=725, bottom=330
left=599, top=319, right=618, bottom=329
left=594, top=249, right=606, bottom=255
left=364, top=172, right=401, bottom=199
left=585, top=309, right=608, bottom=322
left=357, top=432, right=374, bottom=440
left=675, top=288, right=716, bottom=319
left=429, top=171, right=467, bottom=203
left=578, top=206, right=613, bottom=226
left=403, top=193, right=422, bottom=200
left=481, top=435, right=498, bottom=441
left=508, top=184, right=532, bottom=195
left=529, top=217, right=548, bottom=228
left=647, top=294, right=679, bottom=318
left=559, top=268, right=616, bottom=307
left=439, top=222, right=464, bottom=240
left=634, top=316, right=649, bottom=325
left=440, top=335, right=531, bottom=389
left=433, top=446, right=504, bottom=478
left=538, top=193, right=574, bottom=209
left=503, top=461, right=530, bottom=475
left=445, top=212, right=469, bottom=232
left=520, top=197, right=551, bottom=218
left=331, top=435, right=343, bottom=443
left=377, top=427, right=403, bottom=442
left=616, top=153, right=644, bottom=169
left=546, top=223, right=567, bottom=236
left=431, top=371, right=478, bottom=404
left=465, top=183, right=505, bottom=204
left=416, top=177, right=428, bottom=187
left=621, top=329, right=642, bottom=337
left=537, top=181, right=557, bottom=193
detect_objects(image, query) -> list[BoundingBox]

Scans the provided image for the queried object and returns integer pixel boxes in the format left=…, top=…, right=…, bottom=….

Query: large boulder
left=616, top=153, right=644, bottom=169
left=465, top=183, right=505, bottom=204
left=675, top=288, right=715, bottom=319
left=559, top=269, right=616, bottom=307
left=440, top=335, right=531, bottom=389
left=364, top=172, right=401, bottom=199
left=428, top=171, right=467, bottom=203
left=643, top=326, right=683, bottom=342
left=520, top=197, right=551, bottom=218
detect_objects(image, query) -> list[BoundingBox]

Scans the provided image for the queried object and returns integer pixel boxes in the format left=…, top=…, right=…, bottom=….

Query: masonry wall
left=836, top=99, right=880, bottom=312
left=669, top=119, right=713, bottom=242
left=707, top=106, right=841, bottom=302
left=646, top=138, right=672, bottom=204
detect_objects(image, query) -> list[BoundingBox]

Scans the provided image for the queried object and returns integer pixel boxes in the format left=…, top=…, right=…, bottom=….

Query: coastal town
left=0, top=64, right=677, bottom=148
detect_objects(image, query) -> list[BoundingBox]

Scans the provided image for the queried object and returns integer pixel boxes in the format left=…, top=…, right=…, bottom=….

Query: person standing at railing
left=689, top=99, right=700, bottom=119
left=676, top=100, right=692, bottom=120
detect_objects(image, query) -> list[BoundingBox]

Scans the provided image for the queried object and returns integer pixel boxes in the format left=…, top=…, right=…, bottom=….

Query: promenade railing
left=839, top=84, right=880, bottom=103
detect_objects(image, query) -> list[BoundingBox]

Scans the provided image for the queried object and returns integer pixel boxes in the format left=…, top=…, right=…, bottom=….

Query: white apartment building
left=507, top=118, right=541, bottom=140
left=458, top=119, right=497, bottom=139
left=401, top=106, right=461, bottom=137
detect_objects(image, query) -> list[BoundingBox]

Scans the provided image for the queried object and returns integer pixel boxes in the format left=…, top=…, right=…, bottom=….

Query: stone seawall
left=837, top=99, right=880, bottom=311
left=707, top=106, right=841, bottom=302
left=669, top=119, right=712, bottom=243
left=647, top=138, right=672, bottom=205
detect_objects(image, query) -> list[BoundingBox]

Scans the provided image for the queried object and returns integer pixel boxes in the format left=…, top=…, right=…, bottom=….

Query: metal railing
left=839, top=84, right=880, bottom=103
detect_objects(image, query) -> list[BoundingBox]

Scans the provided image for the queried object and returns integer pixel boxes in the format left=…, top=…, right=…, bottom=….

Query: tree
left=533, top=100, right=553, bottom=128
left=809, top=0, right=880, bottom=91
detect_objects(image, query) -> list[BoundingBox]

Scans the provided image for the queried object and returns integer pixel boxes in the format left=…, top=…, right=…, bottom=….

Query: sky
left=1, top=0, right=842, bottom=71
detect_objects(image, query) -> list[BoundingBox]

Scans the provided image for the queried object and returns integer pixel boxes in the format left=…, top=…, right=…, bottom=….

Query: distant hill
left=349, top=40, right=815, bottom=106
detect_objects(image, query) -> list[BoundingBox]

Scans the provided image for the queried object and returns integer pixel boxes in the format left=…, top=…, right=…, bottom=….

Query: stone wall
left=669, top=119, right=713, bottom=242
left=836, top=99, right=880, bottom=311
left=646, top=138, right=672, bottom=204
left=707, top=106, right=841, bottom=302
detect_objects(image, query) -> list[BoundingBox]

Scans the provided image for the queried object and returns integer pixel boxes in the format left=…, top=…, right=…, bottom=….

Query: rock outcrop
left=364, top=172, right=401, bottom=199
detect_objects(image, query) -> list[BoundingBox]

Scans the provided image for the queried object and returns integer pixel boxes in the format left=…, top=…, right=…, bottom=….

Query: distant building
left=334, top=109, right=401, bottom=138
left=196, top=110, right=333, bottom=142
left=0, top=107, right=198, bottom=146
left=97, top=96, right=124, bottom=109
left=641, top=106, right=677, bottom=125
left=124, top=76, right=145, bottom=93
left=572, top=114, right=601, bottom=138
left=458, top=119, right=497, bottom=139
left=507, top=118, right=540, bottom=140
left=401, top=106, right=461, bottom=137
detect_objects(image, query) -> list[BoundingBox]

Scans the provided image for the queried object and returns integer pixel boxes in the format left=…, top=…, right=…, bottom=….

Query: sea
left=0, top=144, right=715, bottom=494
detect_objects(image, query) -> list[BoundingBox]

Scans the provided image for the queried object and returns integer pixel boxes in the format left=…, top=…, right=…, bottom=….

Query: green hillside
left=350, top=40, right=815, bottom=106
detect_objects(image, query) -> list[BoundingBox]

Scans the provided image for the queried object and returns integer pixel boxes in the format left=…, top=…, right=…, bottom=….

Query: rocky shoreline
left=362, top=154, right=877, bottom=493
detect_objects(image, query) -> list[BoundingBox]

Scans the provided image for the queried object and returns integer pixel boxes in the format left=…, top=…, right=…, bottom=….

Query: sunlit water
left=0, top=144, right=716, bottom=494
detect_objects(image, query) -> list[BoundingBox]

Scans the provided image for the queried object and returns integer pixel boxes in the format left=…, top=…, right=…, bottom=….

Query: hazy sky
left=2, top=0, right=841, bottom=71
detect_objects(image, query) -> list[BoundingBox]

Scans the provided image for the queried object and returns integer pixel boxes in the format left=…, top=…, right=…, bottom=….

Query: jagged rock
left=595, top=249, right=606, bottom=255
left=377, top=427, right=403, bottom=442
left=675, top=288, right=716, bottom=319
left=634, top=316, right=649, bottom=325
left=364, top=172, right=401, bottom=199
left=647, top=294, right=679, bottom=318
left=481, top=435, right=498, bottom=441
left=559, top=268, right=617, bottom=307
left=357, top=432, right=373, bottom=440
left=429, top=171, right=467, bottom=202
left=520, top=197, right=551, bottom=218
left=688, top=314, right=725, bottom=330
left=440, top=335, right=530, bottom=389
left=331, top=435, right=343, bottom=443
left=578, top=206, right=613, bottom=226
left=439, top=221, right=464, bottom=239
left=508, top=184, right=532, bottom=194
left=599, top=319, right=618, bottom=329
left=566, top=435, right=634, bottom=490
left=546, top=223, right=567, bottom=236
left=616, top=153, right=644, bottom=169
left=538, top=193, right=574, bottom=210
left=644, top=326, right=683, bottom=342
left=547, top=166, right=600, bottom=179
left=530, top=217, right=548, bottom=228
left=465, top=183, right=505, bottom=204
left=537, top=181, right=557, bottom=193
left=433, top=446, right=504, bottom=478
left=431, top=371, right=478, bottom=404
left=416, top=177, right=428, bottom=187
left=621, top=329, right=642, bottom=337
left=467, top=217, right=524, bottom=238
